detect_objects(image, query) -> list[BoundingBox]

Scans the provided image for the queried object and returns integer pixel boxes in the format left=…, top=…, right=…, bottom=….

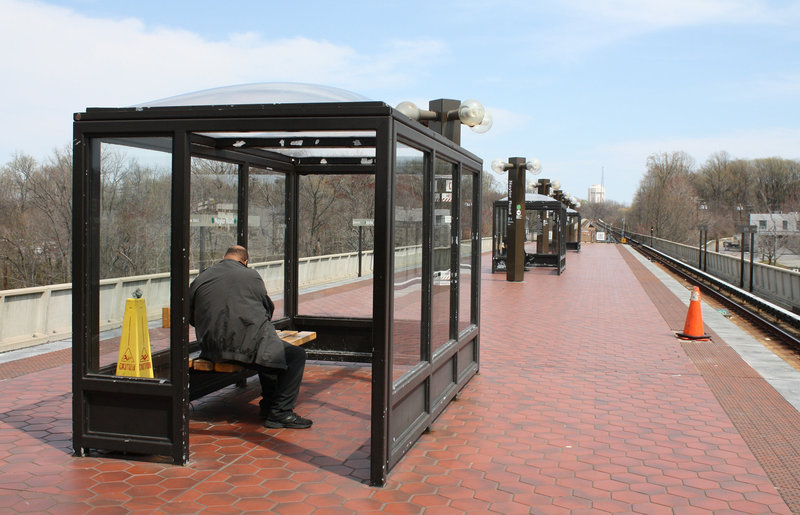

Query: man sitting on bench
left=189, top=245, right=312, bottom=429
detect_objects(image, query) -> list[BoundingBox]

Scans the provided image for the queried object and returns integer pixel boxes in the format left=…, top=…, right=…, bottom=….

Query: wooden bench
left=188, top=330, right=316, bottom=401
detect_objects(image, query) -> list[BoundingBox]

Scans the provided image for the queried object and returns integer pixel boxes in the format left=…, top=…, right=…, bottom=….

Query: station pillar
left=506, top=157, right=526, bottom=282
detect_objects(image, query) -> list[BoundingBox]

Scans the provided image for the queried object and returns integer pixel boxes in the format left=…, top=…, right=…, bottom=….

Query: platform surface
left=0, top=243, right=799, bottom=513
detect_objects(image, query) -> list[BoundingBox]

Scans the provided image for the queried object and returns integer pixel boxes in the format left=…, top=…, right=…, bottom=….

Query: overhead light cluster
left=396, top=99, right=493, bottom=134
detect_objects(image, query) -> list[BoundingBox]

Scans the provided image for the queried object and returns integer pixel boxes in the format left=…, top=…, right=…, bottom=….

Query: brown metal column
left=506, top=157, right=526, bottom=282
left=428, top=99, right=462, bottom=145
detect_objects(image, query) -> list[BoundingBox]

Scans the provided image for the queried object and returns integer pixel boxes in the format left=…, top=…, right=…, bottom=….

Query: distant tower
left=588, top=184, right=605, bottom=203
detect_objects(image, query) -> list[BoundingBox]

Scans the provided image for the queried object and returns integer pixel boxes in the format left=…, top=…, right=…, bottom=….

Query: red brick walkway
left=0, top=244, right=795, bottom=513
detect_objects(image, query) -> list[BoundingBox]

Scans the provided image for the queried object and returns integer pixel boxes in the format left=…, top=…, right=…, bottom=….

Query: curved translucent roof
left=499, top=193, right=563, bottom=203
left=136, top=82, right=371, bottom=107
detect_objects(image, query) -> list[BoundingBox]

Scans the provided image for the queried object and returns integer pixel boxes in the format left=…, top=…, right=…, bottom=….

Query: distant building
left=588, top=184, right=605, bottom=203
left=749, top=212, right=800, bottom=234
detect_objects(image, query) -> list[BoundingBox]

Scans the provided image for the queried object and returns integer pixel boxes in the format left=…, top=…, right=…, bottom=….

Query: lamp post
left=492, top=157, right=542, bottom=282
left=396, top=98, right=492, bottom=144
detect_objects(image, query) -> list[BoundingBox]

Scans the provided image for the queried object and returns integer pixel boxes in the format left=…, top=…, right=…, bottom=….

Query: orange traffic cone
left=676, top=286, right=710, bottom=341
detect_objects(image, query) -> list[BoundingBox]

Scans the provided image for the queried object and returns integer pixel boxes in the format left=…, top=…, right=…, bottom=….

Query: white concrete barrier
left=0, top=238, right=494, bottom=352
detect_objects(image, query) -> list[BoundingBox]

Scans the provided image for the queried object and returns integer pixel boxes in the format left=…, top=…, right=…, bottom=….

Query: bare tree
left=749, top=158, right=800, bottom=265
left=0, top=151, right=72, bottom=288
left=629, top=151, right=695, bottom=241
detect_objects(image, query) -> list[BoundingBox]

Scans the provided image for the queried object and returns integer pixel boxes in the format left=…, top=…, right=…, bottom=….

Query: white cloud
left=529, top=0, right=800, bottom=61
left=0, top=0, right=447, bottom=160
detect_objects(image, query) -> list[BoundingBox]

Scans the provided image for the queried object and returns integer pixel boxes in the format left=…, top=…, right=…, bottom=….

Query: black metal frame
left=491, top=193, right=567, bottom=275
left=567, top=209, right=581, bottom=251
left=72, top=101, right=482, bottom=486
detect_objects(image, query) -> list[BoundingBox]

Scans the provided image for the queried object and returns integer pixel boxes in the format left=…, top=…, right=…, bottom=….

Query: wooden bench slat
left=279, top=331, right=316, bottom=346
left=189, top=330, right=316, bottom=371
left=214, top=362, right=243, bottom=372
left=192, top=358, right=214, bottom=371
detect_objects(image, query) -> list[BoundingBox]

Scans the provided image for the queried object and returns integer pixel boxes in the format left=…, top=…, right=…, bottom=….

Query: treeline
left=1, top=146, right=502, bottom=290
left=618, top=151, right=800, bottom=263
left=1, top=150, right=72, bottom=289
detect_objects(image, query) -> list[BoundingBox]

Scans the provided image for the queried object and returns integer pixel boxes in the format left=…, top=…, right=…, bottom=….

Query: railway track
left=620, top=234, right=800, bottom=357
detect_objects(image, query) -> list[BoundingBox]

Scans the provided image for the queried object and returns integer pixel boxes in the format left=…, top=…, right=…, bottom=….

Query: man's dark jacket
left=189, top=259, right=287, bottom=369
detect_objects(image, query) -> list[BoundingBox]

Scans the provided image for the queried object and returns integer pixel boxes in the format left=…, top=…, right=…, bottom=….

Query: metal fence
left=627, top=231, right=800, bottom=313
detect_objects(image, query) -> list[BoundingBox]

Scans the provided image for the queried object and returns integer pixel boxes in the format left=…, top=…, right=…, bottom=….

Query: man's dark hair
left=224, top=245, right=249, bottom=263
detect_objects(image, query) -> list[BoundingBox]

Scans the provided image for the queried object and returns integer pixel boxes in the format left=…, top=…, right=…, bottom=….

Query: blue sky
left=2, top=0, right=798, bottom=203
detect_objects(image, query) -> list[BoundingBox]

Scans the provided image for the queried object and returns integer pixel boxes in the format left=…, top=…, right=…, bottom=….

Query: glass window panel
left=546, top=210, right=556, bottom=252
left=392, top=144, right=425, bottom=383
left=532, top=210, right=557, bottom=255
left=431, top=158, right=454, bottom=353
left=95, top=137, right=172, bottom=379
left=526, top=210, right=541, bottom=255
left=458, top=170, right=474, bottom=334
left=189, top=158, right=239, bottom=273
left=248, top=168, right=286, bottom=320
left=296, top=174, right=375, bottom=318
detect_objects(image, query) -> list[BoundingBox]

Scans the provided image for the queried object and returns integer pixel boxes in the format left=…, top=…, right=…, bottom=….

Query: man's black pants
left=237, top=342, right=306, bottom=419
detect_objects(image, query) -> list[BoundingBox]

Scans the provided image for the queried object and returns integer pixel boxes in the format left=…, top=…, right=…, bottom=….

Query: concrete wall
left=0, top=238, right=493, bottom=352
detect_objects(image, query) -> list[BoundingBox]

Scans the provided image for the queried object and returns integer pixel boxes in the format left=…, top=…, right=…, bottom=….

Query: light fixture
left=526, top=158, right=542, bottom=174
left=471, top=110, right=493, bottom=133
left=492, top=158, right=542, bottom=175
left=396, top=101, right=437, bottom=122
left=456, top=99, right=485, bottom=126
left=396, top=98, right=492, bottom=133
left=491, top=158, right=511, bottom=174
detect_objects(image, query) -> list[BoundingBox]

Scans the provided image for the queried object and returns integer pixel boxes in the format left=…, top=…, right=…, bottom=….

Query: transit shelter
left=71, top=84, right=482, bottom=486
left=492, top=193, right=566, bottom=274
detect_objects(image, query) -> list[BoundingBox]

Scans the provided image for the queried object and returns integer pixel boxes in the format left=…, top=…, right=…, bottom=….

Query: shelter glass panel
left=529, top=210, right=556, bottom=255
left=392, top=144, right=425, bottom=383
left=525, top=211, right=541, bottom=254
left=458, top=170, right=474, bottom=334
left=432, top=158, right=455, bottom=353
left=569, top=216, right=579, bottom=241
left=190, top=158, right=238, bottom=273
left=95, top=137, right=172, bottom=378
left=248, top=168, right=286, bottom=320
left=297, top=174, right=375, bottom=318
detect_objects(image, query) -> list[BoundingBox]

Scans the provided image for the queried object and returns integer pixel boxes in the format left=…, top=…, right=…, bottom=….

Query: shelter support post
left=506, top=157, right=526, bottom=282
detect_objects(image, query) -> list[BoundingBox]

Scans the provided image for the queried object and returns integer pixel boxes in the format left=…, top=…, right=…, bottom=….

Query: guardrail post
left=749, top=231, right=755, bottom=292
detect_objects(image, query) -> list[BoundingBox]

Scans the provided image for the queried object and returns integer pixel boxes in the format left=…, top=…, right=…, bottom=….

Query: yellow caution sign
left=116, top=298, right=154, bottom=378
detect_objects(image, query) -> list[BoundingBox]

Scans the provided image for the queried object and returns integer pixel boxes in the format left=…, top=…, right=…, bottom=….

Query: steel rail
left=621, top=234, right=800, bottom=350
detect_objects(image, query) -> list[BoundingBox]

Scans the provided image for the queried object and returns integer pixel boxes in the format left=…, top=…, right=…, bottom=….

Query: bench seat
left=188, top=330, right=316, bottom=401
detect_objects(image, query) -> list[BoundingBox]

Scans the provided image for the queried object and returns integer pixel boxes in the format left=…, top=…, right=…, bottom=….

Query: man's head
left=224, top=245, right=249, bottom=265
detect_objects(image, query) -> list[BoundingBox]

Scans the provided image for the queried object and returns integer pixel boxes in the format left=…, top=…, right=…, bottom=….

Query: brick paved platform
left=1, top=243, right=798, bottom=513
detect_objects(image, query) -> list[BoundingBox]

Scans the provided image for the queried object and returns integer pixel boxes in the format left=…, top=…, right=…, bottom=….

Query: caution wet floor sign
left=116, top=298, right=154, bottom=378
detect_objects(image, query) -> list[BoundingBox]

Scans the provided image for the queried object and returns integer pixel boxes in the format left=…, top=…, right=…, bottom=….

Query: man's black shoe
left=264, top=412, right=312, bottom=429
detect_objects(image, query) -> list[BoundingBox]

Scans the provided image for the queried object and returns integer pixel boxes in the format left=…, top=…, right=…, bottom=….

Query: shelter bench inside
left=186, top=330, right=316, bottom=401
